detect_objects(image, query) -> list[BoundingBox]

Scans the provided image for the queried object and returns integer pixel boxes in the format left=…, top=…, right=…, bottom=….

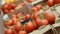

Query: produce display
left=4, top=11, right=55, bottom=34
left=1, top=0, right=60, bottom=34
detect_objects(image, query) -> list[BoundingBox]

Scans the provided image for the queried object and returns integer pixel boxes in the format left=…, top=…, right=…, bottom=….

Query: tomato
left=25, top=21, right=35, bottom=33
left=14, top=23, right=22, bottom=32
left=32, top=13, right=38, bottom=20
left=5, top=29, right=15, bottom=34
left=10, top=4, right=16, bottom=9
left=35, top=18, right=49, bottom=27
left=44, top=12, right=55, bottom=24
left=4, top=4, right=9, bottom=9
left=46, top=0, right=54, bottom=7
left=31, top=7, right=38, bottom=13
left=12, top=17, right=19, bottom=24
left=32, top=20, right=38, bottom=30
left=27, top=0, right=33, bottom=2
left=35, top=5, right=42, bottom=10
left=5, top=19, right=14, bottom=26
left=3, top=9, right=10, bottom=14
left=54, top=0, right=60, bottom=4
left=18, top=30, right=28, bottom=34
left=24, top=14, right=31, bottom=20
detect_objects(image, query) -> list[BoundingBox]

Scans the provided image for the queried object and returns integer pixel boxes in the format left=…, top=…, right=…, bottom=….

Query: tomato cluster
left=1, top=3, right=16, bottom=14
left=31, top=5, right=42, bottom=13
left=4, top=11, right=55, bottom=34
left=45, top=0, right=60, bottom=7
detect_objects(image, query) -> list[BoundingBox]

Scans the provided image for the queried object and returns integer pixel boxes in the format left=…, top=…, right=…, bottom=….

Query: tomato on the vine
left=35, top=18, right=49, bottom=27
left=43, top=12, right=55, bottom=24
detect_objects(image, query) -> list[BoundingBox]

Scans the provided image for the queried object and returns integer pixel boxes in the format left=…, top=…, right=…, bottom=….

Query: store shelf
left=30, top=23, right=60, bottom=34
left=31, top=0, right=44, bottom=6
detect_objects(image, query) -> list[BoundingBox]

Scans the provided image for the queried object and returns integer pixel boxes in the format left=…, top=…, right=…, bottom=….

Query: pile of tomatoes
left=31, top=5, right=42, bottom=13
left=2, top=0, right=59, bottom=34
left=4, top=11, right=55, bottom=34
left=1, top=3, right=17, bottom=14
left=1, top=2, right=27, bottom=14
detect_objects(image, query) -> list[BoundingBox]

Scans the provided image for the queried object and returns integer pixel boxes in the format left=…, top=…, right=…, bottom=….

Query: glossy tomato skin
left=5, top=29, right=15, bottom=34
left=35, top=5, right=42, bottom=10
left=3, top=9, right=10, bottom=14
left=54, top=0, right=60, bottom=4
left=46, top=0, right=54, bottom=7
left=24, top=14, right=31, bottom=20
left=12, top=17, right=19, bottom=24
left=32, top=13, right=38, bottom=20
left=18, top=30, right=28, bottom=34
left=27, top=0, right=33, bottom=2
left=44, top=12, right=55, bottom=24
left=35, top=18, right=49, bottom=27
left=10, top=3, right=16, bottom=9
left=6, top=19, right=14, bottom=26
left=14, top=23, right=22, bottom=32
left=32, top=20, right=38, bottom=30
left=25, top=22, right=35, bottom=33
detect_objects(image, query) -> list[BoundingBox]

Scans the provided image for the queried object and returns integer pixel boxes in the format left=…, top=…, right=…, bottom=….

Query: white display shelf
left=31, top=0, right=43, bottom=6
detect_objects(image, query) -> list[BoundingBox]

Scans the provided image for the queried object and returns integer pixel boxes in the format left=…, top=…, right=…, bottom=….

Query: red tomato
left=24, top=14, right=31, bottom=20
left=14, top=23, right=22, bottom=32
left=10, top=4, right=16, bottom=9
left=44, top=12, right=55, bottom=24
left=12, top=17, right=19, bottom=24
left=25, top=21, right=35, bottom=33
left=32, top=13, right=38, bottom=20
left=3, top=9, right=10, bottom=14
left=54, top=0, right=60, bottom=4
left=4, top=4, right=9, bottom=9
left=31, top=7, right=38, bottom=13
left=35, top=5, right=42, bottom=10
left=27, top=0, right=34, bottom=2
left=5, top=29, right=15, bottom=34
left=32, top=20, right=38, bottom=30
left=7, top=19, right=14, bottom=26
left=18, top=30, right=28, bottom=34
left=35, top=18, right=49, bottom=27
left=46, top=0, right=54, bottom=7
